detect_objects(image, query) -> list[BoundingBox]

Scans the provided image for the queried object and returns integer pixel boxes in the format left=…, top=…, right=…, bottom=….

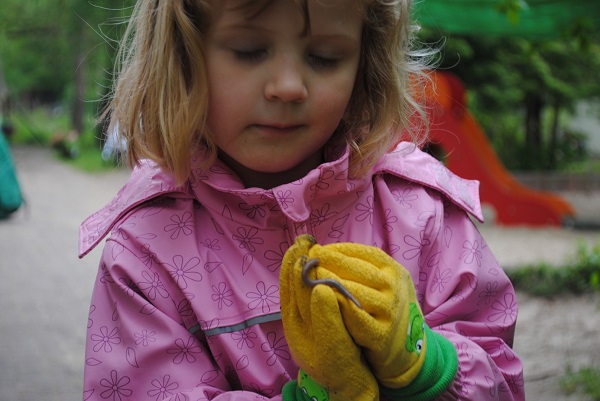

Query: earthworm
left=301, top=257, right=363, bottom=309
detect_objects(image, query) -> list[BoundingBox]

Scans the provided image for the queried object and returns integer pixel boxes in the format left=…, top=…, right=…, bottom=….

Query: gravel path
left=1, top=145, right=599, bottom=401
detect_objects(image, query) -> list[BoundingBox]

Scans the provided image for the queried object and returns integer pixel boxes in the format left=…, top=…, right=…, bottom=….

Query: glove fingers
left=281, top=235, right=316, bottom=323
left=310, top=285, right=379, bottom=401
left=310, top=265, right=398, bottom=318
left=310, top=244, right=393, bottom=290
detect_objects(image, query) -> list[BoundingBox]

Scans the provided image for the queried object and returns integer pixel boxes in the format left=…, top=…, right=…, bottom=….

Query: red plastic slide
left=423, top=71, right=575, bottom=226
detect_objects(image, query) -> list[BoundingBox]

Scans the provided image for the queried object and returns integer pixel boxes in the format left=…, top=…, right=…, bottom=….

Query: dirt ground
left=479, top=191, right=600, bottom=400
left=514, top=292, right=600, bottom=400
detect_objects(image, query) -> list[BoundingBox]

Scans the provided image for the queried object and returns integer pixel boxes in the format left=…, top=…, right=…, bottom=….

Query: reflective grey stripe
left=193, top=312, right=282, bottom=337
left=188, top=323, right=201, bottom=334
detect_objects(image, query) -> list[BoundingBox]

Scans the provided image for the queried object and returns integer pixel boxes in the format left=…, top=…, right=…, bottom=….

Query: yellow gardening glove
left=280, top=235, right=379, bottom=401
left=288, top=235, right=458, bottom=400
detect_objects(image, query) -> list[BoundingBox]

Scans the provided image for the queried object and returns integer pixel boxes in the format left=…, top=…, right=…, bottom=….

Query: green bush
left=507, top=242, right=600, bottom=298
left=5, top=107, right=122, bottom=172
left=561, top=365, right=600, bottom=401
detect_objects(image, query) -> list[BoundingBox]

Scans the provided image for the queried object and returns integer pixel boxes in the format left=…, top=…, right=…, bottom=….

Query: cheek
left=312, top=83, right=355, bottom=122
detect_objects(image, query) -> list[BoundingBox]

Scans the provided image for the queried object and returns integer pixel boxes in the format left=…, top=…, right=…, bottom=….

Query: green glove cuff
left=282, top=380, right=306, bottom=401
left=380, top=326, right=458, bottom=401
left=282, top=370, right=330, bottom=401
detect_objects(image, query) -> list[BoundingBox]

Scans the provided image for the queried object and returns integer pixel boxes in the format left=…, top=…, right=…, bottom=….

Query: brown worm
left=301, top=257, right=363, bottom=309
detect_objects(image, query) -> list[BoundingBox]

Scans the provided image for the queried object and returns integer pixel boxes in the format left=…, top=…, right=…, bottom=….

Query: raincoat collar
left=79, top=142, right=482, bottom=258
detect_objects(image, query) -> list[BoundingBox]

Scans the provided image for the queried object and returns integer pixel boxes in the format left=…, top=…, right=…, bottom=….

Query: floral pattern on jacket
left=79, top=143, right=524, bottom=401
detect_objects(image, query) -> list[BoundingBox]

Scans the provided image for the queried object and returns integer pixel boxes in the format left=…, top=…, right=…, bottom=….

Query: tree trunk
left=71, top=31, right=86, bottom=137
left=524, top=93, right=544, bottom=168
left=548, top=101, right=561, bottom=169
left=0, top=57, right=8, bottom=114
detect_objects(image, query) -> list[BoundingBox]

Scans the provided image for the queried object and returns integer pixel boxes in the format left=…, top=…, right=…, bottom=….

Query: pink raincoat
left=79, top=143, right=524, bottom=400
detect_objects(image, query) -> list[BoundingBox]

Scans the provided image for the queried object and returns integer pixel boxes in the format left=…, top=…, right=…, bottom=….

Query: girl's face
left=204, top=0, right=362, bottom=188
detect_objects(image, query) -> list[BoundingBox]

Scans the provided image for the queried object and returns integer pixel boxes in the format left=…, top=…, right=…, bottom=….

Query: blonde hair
left=105, top=0, right=431, bottom=184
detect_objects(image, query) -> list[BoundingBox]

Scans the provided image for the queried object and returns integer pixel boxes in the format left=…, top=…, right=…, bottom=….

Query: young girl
left=79, top=1, right=524, bottom=400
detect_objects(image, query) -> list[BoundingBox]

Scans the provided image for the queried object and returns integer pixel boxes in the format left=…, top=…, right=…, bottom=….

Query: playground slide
left=425, top=71, right=575, bottom=226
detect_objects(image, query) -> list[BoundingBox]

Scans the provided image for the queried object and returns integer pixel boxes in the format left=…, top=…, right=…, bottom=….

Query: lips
left=252, top=124, right=304, bottom=135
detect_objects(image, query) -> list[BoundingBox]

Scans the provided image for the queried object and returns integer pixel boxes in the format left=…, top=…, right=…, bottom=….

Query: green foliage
left=418, top=28, right=600, bottom=171
left=495, top=0, right=530, bottom=25
left=507, top=242, right=600, bottom=298
left=560, top=365, right=600, bottom=400
left=6, top=105, right=118, bottom=171
left=9, top=107, right=71, bottom=145
left=0, top=0, right=134, bottom=132
left=65, top=134, right=120, bottom=172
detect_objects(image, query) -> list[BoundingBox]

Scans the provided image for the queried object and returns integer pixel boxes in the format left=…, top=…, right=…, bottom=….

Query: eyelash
left=233, top=49, right=267, bottom=62
left=308, top=54, right=339, bottom=68
left=232, top=49, right=339, bottom=69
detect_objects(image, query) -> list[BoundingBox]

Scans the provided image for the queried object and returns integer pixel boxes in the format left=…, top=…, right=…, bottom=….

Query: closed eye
left=233, top=48, right=268, bottom=63
left=308, top=54, right=339, bottom=69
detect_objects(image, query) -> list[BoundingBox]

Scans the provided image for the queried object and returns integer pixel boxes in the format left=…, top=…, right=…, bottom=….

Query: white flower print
left=312, top=169, right=334, bottom=190
left=506, top=371, right=525, bottom=395
left=483, top=338, right=516, bottom=361
left=99, top=262, right=114, bottom=284
left=175, top=302, right=193, bottom=326
left=415, top=211, right=434, bottom=228
left=140, top=244, right=159, bottom=268
left=264, top=242, right=289, bottom=272
left=382, top=208, right=398, bottom=232
left=100, top=370, right=132, bottom=401
left=392, top=187, right=418, bottom=208
left=88, top=305, right=96, bottom=329
left=202, top=238, right=221, bottom=251
left=461, top=239, right=483, bottom=266
left=232, top=328, right=257, bottom=350
left=329, top=214, right=349, bottom=239
left=118, top=277, right=141, bottom=298
left=166, top=337, right=203, bottom=364
left=211, top=282, right=234, bottom=310
left=137, top=271, right=169, bottom=300
left=165, top=255, right=203, bottom=289
left=456, top=342, right=473, bottom=360
left=403, top=231, right=431, bottom=263
left=355, top=196, right=375, bottom=225
left=247, top=281, right=279, bottom=313
left=91, top=326, right=121, bottom=353
left=233, top=227, right=264, bottom=252
left=261, top=331, right=291, bottom=366
left=478, top=281, right=499, bottom=305
left=310, top=203, right=336, bottom=226
left=276, top=190, right=294, bottom=209
left=239, top=202, right=267, bottom=219
left=488, top=293, right=518, bottom=325
left=164, top=211, right=194, bottom=240
left=147, top=374, right=179, bottom=401
left=431, top=268, right=452, bottom=294
left=451, top=289, right=465, bottom=302
left=134, top=329, right=157, bottom=347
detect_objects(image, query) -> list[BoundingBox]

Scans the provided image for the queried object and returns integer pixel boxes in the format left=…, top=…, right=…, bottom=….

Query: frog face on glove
left=406, top=302, right=425, bottom=355
left=299, top=369, right=329, bottom=401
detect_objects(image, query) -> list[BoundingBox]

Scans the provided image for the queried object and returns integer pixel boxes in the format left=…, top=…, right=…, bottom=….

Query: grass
left=507, top=241, right=600, bottom=298
left=560, top=366, right=600, bottom=401
left=562, top=158, right=600, bottom=174
left=5, top=107, right=122, bottom=172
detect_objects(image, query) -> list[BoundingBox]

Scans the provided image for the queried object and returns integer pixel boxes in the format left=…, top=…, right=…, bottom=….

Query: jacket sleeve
left=417, top=200, right=525, bottom=401
left=83, top=238, right=284, bottom=401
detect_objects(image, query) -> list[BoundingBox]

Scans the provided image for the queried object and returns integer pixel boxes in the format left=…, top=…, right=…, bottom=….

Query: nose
left=264, top=55, right=308, bottom=103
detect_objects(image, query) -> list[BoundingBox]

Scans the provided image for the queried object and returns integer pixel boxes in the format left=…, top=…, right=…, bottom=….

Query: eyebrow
left=216, top=22, right=359, bottom=45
